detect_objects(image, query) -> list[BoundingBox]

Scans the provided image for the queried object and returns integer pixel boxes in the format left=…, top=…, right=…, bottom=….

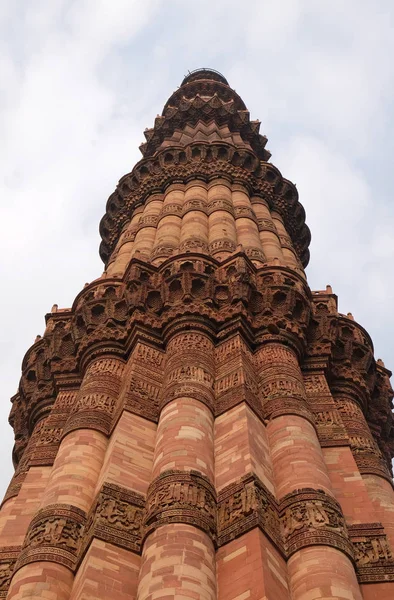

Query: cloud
left=1, top=0, right=394, bottom=498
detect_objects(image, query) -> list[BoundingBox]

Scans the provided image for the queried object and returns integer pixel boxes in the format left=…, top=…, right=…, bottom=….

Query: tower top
left=99, top=69, right=311, bottom=268
left=181, top=68, right=229, bottom=86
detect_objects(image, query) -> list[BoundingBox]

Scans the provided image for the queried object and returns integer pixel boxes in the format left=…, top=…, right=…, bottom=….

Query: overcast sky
left=1, top=0, right=394, bottom=498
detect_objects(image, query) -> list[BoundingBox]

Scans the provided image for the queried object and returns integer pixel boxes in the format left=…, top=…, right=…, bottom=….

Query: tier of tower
left=106, top=180, right=302, bottom=277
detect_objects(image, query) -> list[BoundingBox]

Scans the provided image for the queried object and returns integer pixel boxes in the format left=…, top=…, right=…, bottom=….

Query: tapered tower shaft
left=1, top=69, right=394, bottom=600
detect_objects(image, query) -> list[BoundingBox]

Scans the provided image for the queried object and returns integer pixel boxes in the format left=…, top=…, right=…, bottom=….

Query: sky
left=1, top=0, right=394, bottom=498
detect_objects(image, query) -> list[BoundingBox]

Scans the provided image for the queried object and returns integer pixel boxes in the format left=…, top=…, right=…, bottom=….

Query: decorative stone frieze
left=29, top=419, right=66, bottom=467
left=217, top=474, right=281, bottom=551
left=334, top=392, right=393, bottom=482
left=82, top=483, right=145, bottom=557
left=62, top=357, right=125, bottom=437
left=255, top=343, right=314, bottom=424
left=209, top=239, right=237, bottom=255
left=215, top=336, right=263, bottom=419
left=303, top=371, right=349, bottom=446
left=279, top=488, right=353, bottom=559
left=123, top=341, right=164, bottom=422
left=15, top=504, right=86, bottom=571
left=0, top=547, right=21, bottom=598
left=145, top=471, right=217, bottom=540
left=162, top=330, right=215, bottom=412
left=3, top=476, right=394, bottom=586
left=349, top=523, right=394, bottom=583
left=207, top=198, right=235, bottom=216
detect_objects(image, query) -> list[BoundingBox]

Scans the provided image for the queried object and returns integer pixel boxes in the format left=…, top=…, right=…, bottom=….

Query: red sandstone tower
left=1, top=68, right=394, bottom=600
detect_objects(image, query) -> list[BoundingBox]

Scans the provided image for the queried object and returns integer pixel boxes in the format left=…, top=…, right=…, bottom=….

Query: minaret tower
left=1, top=68, right=394, bottom=600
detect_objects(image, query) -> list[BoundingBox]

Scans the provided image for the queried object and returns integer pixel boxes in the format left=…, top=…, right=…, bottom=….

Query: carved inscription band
left=83, top=482, right=145, bottom=556
left=145, top=470, right=216, bottom=540
left=349, top=522, right=394, bottom=583
left=217, top=474, right=280, bottom=550
left=279, top=488, right=353, bottom=559
left=2, top=475, right=394, bottom=591
left=15, top=504, right=86, bottom=571
left=0, top=547, right=21, bottom=599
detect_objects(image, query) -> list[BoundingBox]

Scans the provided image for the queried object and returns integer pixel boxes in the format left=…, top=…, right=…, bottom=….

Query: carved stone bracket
left=0, top=546, right=21, bottom=598
left=15, top=504, right=86, bottom=572
left=82, top=483, right=145, bottom=558
left=348, top=522, right=394, bottom=583
left=279, top=488, right=353, bottom=559
left=217, top=474, right=282, bottom=552
left=145, top=470, right=217, bottom=540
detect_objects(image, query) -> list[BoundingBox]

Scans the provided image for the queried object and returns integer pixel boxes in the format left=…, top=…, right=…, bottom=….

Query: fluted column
left=251, top=196, right=284, bottom=263
left=179, top=182, right=209, bottom=255
left=137, top=326, right=216, bottom=600
left=131, top=194, right=163, bottom=260
left=271, top=211, right=300, bottom=270
left=70, top=342, right=161, bottom=600
left=333, top=388, right=394, bottom=551
left=302, top=369, right=377, bottom=525
left=7, top=356, right=125, bottom=600
left=151, top=184, right=184, bottom=265
left=106, top=206, right=144, bottom=276
left=256, top=342, right=362, bottom=600
left=0, top=420, right=55, bottom=599
left=207, top=179, right=237, bottom=261
left=215, top=335, right=290, bottom=600
left=0, top=421, right=53, bottom=546
left=232, top=184, right=265, bottom=266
